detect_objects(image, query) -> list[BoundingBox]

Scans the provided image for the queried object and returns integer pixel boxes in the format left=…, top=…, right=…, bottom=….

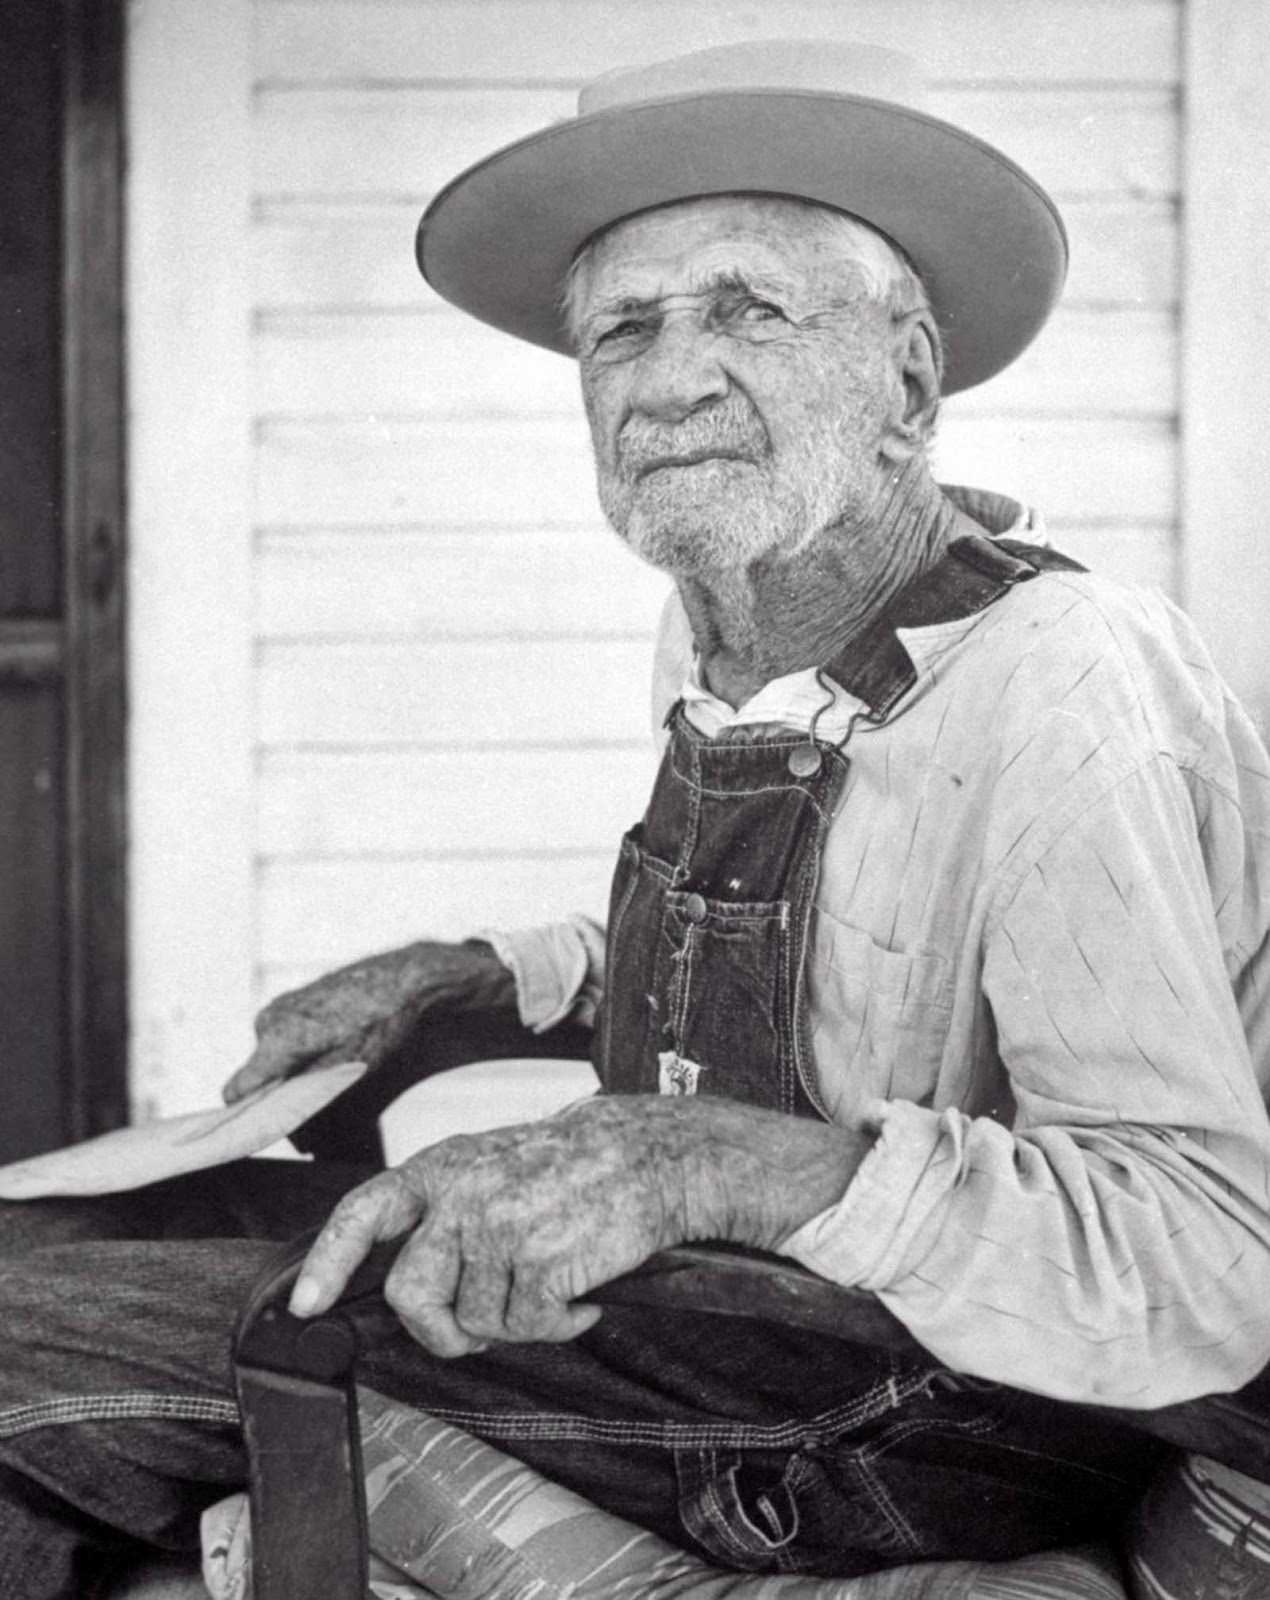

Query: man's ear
left=880, top=310, right=942, bottom=465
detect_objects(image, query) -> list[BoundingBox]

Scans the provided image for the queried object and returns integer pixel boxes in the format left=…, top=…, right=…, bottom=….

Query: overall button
left=683, top=892, right=709, bottom=923
left=787, top=744, right=822, bottom=778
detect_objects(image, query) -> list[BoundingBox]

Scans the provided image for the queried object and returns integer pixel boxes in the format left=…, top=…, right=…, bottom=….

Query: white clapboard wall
left=127, top=0, right=1193, bottom=1114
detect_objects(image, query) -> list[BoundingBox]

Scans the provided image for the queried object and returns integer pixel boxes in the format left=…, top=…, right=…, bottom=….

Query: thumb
left=544, top=1302, right=605, bottom=1343
left=222, top=1031, right=324, bottom=1104
left=221, top=1049, right=281, bottom=1105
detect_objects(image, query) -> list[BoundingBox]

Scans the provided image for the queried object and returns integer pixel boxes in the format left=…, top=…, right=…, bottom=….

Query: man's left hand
left=289, top=1095, right=870, bottom=1356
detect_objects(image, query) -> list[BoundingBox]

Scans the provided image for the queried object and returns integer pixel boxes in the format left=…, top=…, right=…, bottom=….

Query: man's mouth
left=633, top=449, right=754, bottom=479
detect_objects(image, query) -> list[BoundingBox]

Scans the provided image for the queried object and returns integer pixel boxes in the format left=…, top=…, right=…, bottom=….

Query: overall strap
left=822, top=531, right=1083, bottom=724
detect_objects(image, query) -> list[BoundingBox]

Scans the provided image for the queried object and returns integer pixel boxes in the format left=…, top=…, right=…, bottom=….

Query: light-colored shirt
left=489, top=491, right=1270, bottom=1409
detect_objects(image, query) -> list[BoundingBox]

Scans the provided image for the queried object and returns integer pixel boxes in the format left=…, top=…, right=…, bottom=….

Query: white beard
left=597, top=428, right=874, bottom=580
left=605, top=458, right=786, bottom=574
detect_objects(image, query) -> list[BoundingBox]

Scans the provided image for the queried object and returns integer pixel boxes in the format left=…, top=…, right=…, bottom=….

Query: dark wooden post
left=61, top=0, right=129, bottom=1139
left=0, top=1, right=127, bottom=1157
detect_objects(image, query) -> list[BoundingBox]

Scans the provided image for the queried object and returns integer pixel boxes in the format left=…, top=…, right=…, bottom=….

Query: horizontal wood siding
left=257, top=528, right=670, bottom=638
left=253, top=308, right=1177, bottom=419
left=258, top=638, right=656, bottom=745
left=259, top=747, right=658, bottom=855
left=260, top=854, right=619, bottom=967
left=253, top=197, right=1179, bottom=313
left=254, top=87, right=1179, bottom=201
left=248, top=0, right=1182, bottom=1000
left=254, top=3, right=1178, bottom=84
left=256, top=416, right=1176, bottom=527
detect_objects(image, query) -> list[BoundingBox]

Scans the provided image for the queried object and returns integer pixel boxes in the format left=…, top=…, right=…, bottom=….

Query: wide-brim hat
left=415, top=40, right=1067, bottom=395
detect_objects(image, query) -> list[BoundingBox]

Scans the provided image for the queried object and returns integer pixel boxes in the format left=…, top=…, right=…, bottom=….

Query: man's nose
left=628, top=320, right=729, bottom=424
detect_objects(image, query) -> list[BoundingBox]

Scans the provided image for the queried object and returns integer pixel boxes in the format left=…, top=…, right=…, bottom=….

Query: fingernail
left=289, top=1276, right=321, bottom=1317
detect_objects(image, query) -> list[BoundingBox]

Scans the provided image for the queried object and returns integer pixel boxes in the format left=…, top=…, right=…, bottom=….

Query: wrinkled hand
left=290, top=1095, right=871, bottom=1356
left=222, top=939, right=516, bottom=1103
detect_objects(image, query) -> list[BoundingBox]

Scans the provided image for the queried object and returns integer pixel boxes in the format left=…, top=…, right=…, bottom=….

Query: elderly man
left=4, top=39, right=1270, bottom=1598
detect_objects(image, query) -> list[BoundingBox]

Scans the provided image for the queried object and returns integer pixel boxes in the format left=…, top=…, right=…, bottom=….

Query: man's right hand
left=222, top=939, right=517, bottom=1103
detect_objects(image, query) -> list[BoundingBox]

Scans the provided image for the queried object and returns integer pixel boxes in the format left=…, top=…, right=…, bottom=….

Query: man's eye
left=595, top=319, right=647, bottom=348
left=735, top=299, right=784, bottom=324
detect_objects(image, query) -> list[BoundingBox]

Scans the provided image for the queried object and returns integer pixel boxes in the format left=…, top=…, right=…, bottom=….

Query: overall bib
left=595, top=531, right=1079, bottom=1115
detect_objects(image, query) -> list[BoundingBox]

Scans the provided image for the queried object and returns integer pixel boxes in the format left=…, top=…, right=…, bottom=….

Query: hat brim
left=416, top=89, right=1067, bottom=395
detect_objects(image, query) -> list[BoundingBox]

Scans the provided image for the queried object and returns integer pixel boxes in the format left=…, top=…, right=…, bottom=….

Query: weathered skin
left=222, top=939, right=516, bottom=1103
left=291, top=195, right=985, bottom=1352
left=290, top=1095, right=873, bottom=1355
left=575, top=196, right=972, bottom=706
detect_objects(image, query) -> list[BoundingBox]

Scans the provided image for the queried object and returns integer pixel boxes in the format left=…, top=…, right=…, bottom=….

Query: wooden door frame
left=63, top=0, right=128, bottom=1137
left=1180, top=1, right=1270, bottom=732
left=126, top=0, right=256, bottom=1116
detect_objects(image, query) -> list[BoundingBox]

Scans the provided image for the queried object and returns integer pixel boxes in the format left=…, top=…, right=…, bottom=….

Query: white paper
left=0, top=1061, right=367, bottom=1199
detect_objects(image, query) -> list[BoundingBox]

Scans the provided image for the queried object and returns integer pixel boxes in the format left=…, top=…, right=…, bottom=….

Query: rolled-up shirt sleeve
left=482, top=915, right=606, bottom=1032
left=782, top=753, right=1270, bottom=1407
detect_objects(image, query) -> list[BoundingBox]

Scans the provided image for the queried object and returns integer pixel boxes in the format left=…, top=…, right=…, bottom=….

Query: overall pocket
left=654, top=891, right=795, bottom=1111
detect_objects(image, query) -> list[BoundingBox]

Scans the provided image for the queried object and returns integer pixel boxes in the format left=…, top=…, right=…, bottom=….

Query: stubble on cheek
left=584, top=390, right=779, bottom=573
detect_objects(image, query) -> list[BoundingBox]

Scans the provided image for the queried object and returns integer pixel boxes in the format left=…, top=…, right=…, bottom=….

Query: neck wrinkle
left=683, top=464, right=957, bottom=709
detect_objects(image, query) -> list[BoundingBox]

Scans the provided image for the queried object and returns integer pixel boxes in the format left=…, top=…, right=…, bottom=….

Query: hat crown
left=579, top=39, right=927, bottom=117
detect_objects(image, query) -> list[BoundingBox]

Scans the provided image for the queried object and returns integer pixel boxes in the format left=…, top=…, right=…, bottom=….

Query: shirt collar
left=669, top=488, right=1046, bottom=741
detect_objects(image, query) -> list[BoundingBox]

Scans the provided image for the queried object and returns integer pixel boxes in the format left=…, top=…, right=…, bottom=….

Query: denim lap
left=0, top=1160, right=1169, bottom=1595
left=359, top=1299, right=1166, bottom=1577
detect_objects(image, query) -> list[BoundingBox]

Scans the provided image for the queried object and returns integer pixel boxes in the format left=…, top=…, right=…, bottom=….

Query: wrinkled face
left=572, top=196, right=903, bottom=579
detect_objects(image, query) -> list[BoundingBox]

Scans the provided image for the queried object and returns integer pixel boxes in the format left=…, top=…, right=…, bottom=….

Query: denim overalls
left=594, top=531, right=1081, bottom=1114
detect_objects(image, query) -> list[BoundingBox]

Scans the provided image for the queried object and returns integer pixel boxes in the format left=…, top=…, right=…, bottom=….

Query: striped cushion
left=1125, top=1453, right=1270, bottom=1599
left=352, top=1388, right=1127, bottom=1599
left=201, top=1388, right=1133, bottom=1599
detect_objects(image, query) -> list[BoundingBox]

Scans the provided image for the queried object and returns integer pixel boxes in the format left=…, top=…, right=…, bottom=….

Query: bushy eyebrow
left=582, top=268, right=799, bottom=331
